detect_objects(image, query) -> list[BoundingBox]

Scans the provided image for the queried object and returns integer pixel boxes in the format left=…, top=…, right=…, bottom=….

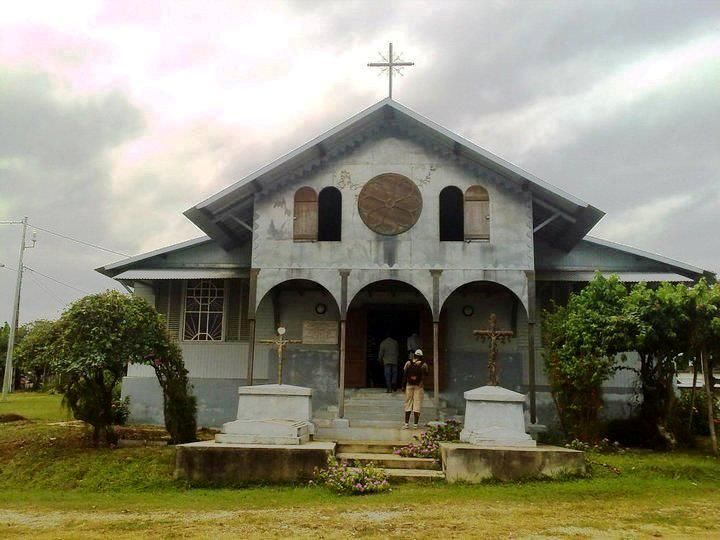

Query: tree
left=33, top=291, right=197, bottom=446
left=14, top=320, right=59, bottom=389
left=543, top=274, right=628, bottom=441
left=621, top=282, right=690, bottom=445
left=685, top=279, right=720, bottom=455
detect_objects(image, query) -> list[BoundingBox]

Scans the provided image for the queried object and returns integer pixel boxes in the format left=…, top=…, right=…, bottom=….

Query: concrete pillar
left=337, top=269, right=350, bottom=418
left=526, top=271, right=537, bottom=424
left=433, top=320, right=440, bottom=415
left=246, top=269, right=260, bottom=386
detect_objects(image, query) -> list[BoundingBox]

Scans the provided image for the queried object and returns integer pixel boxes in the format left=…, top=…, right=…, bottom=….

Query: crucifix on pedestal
left=258, top=327, right=302, bottom=385
left=473, top=314, right=514, bottom=386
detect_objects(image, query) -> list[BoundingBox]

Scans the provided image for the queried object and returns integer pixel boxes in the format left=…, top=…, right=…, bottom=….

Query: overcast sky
left=1, top=0, right=719, bottom=324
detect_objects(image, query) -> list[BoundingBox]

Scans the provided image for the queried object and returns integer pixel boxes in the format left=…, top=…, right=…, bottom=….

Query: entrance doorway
left=345, top=280, right=434, bottom=388
left=365, top=307, right=420, bottom=388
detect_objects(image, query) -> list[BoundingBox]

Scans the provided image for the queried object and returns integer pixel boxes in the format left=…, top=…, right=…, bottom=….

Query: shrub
left=394, top=419, right=462, bottom=459
left=313, top=456, right=390, bottom=495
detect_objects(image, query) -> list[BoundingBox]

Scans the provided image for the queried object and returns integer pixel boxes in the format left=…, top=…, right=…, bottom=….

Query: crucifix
left=257, top=327, right=302, bottom=385
left=367, top=42, right=415, bottom=99
left=473, top=314, right=515, bottom=386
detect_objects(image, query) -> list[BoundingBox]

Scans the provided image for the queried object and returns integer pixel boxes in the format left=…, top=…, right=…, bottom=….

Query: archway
left=439, top=280, right=528, bottom=409
left=252, top=279, right=341, bottom=410
left=345, top=280, right=434, bottom=389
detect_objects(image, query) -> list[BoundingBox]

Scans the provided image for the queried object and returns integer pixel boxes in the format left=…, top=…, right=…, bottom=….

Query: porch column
left=337, top=269, right=350, bottom=418
left=528, top=321, right=536, bottom=424
left=526, top=271, right=537, bottom=424
left=246, top=269, right=260, bottom=386
left=431, top=269, right=442, bottom=414
left=433, top=320, right=440, bottom=414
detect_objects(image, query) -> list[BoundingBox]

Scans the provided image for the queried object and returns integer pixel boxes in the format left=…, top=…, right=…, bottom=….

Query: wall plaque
left=302, top=320, right=338, bottom=345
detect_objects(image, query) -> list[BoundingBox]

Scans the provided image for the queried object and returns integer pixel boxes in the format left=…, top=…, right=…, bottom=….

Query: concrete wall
left=252, top=135, right=534, bottom=313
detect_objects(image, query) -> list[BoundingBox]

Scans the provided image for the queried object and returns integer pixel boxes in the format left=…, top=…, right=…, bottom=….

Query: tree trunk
left=688, top=359, right=698, bottom=432
left=701, top=350, right=718, bottom=455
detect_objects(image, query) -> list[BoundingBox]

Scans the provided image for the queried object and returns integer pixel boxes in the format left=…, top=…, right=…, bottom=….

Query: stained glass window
left=183, top=279, right=225, bottom=341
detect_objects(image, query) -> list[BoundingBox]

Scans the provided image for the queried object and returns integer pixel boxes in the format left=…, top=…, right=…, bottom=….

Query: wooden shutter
left=167, top=280, right=183, bottom=340
left=225, top=279, right=242, bottom=341
left=293, top=187, right=318, bottom=241
left=239, top=279, right=250, bottom=341
left=464, top=186, right=490, bottom=241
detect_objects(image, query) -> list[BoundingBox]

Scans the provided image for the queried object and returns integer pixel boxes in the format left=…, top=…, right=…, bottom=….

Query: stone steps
left=347, top=467, right=445, bottom=481
left=337, top=452, right=439, bottom=470
left=336, top=440, right=405, bottom=454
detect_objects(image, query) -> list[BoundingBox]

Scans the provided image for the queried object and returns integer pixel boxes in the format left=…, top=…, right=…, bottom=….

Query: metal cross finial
left=473, top=313, right=515, bottom=386
left=257, top=327, right=302, bottom=385
left=367, top=42, right=415, bottom=99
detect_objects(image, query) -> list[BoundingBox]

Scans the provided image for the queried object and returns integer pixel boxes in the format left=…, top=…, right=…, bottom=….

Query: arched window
left=293, top=187, right=318, bottom=241
left=439, top=186, right=464, bottom=241
left=318, top=187, right=342, bottom=241
left=464, top=185, right=490, bottom=241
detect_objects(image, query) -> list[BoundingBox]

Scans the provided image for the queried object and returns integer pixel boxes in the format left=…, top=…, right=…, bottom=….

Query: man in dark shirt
left=378, top=335, right=399, bottom=393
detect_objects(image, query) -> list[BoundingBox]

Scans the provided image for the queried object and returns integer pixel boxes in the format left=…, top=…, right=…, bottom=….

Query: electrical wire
left=24, top=270, right=68, bottom=307
left=23, top=266, right=91, bottom=295
left=28, top=223, right=130, bottom=257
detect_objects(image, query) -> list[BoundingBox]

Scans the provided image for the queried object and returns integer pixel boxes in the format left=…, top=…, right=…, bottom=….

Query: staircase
left=315, top=388, right=458, bottom=427
left=336, top=440, right=444, bottom=481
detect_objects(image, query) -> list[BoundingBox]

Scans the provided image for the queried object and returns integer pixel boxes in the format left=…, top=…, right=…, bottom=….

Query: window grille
left=183, top=279, right=225, bottom=341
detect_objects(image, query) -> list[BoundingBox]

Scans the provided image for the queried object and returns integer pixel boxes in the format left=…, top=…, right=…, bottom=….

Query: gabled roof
left=96, top=236, right=212, bottom=277
left=184, top=98, right=604, bottom=250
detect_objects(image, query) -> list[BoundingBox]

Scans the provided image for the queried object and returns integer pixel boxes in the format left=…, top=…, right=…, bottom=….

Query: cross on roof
left=367, top=42, right=414, bottom=99
left=473, top=314, right=515, bottom=386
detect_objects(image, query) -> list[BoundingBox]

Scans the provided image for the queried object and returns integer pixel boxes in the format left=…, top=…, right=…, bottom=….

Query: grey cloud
left=0, top=69, right=144, bottom=323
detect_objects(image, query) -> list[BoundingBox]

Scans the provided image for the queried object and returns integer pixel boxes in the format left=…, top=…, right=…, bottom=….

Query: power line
left=24, top=270, right=67, bottom=307
left=23, top=266, right=91, bottom=295
left=28, top=223, right=130, bottom=257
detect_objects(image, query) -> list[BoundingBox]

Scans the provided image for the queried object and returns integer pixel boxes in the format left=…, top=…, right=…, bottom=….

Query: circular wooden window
left=357, top=173, right=423, bottom=235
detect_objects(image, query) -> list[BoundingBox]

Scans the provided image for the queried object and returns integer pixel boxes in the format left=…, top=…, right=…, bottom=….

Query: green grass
left=0, top=392, right=719, bottom=538
left=0, top=391, right=69, bottom=422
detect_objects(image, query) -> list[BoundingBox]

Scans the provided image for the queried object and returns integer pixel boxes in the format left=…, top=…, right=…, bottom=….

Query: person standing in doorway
left=406, top=332, right=421, bottom=362
left=377, top=334, right=399, bottom=393
left=403, top=349, right=429, bottom=429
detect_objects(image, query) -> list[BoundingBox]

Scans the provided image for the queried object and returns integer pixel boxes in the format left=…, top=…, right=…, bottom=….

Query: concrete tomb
left=215, top=383, right=314, bottom=445
left=459, top=385, right=536, bottom=447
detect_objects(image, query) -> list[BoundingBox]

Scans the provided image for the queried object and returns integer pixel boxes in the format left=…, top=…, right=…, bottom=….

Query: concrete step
left=337, top=452, right=440, bottom=470
left=315, top=426, right=419, bottom=442
left=347, top=467, right=445, bottom=482
left=346, top=419, right=429, bottom=429
left=336, top=440, right=407, bottom=454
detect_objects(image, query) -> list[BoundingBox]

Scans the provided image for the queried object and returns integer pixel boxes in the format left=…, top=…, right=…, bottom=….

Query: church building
left=98, top=99, right=708, bottom=429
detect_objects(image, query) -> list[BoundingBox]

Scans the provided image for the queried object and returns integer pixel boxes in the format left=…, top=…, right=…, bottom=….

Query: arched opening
left=254, top=279, right=340, bottom=406
left=439, top=280, right=525, bottom=407
left=318, top=187, right=342, bottom=241
left=439, top=186, right=464, bottom=241
left=464, top=185, right=490, bottom=241
left=293, top=187, right=318, bottom=241
left=346, top=280, right=433, bottom=389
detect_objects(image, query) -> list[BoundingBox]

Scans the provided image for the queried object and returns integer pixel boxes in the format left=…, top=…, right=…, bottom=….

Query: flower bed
left=313, top=456, right=391, bottom=495
left=394, top=420, right=462, bottom=459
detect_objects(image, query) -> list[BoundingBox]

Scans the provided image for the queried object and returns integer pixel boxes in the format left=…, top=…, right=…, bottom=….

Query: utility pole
left=2, top=217, right=35, bottom=401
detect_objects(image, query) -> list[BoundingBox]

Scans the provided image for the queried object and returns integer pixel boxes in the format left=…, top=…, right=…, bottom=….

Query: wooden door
left=345, top=307, right=367, bottom=387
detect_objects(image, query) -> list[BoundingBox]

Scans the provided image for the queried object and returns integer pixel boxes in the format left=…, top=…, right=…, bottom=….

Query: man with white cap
left=402, top=349, right=429, bottom=429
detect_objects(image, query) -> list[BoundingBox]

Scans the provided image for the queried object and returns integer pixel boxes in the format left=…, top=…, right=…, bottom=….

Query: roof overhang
left=114, top=268, right=248, bottom=281
left=536, top=271, right=694, bottom=283
left=184, top=98, right=605, bottom=251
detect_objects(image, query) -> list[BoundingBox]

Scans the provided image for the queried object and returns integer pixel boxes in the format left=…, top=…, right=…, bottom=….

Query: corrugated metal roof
left=536, top=271, right=693, bottom=282
left=114, top=268, right=247, bottom=281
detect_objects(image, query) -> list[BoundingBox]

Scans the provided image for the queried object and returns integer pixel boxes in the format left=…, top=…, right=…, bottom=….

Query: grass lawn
left=0, top=393, right=719, bottom=539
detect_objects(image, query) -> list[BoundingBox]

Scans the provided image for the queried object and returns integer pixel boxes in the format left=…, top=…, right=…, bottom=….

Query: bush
left=605, top=417, right=666, bottom=449
left=313, top=456, right=390, bottom=495
left=394, top=419, right=462, bottom=459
